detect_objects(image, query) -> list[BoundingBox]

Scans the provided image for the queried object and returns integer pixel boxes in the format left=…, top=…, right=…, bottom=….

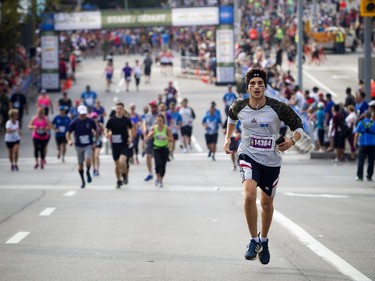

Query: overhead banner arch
left=52, top=6, right=234, bottom=85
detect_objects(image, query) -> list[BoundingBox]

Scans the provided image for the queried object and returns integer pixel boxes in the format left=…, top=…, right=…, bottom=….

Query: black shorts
left=334, top=133, right=345, bottom=149
left=6, top=140, right=20, bottom=149
left=112, top=144, right=129, bottom=161
left=60, top=73, right=67, bottom=80
left=205, top=133, right=218, bottom=145
left=173, top=133, right=179, bottom=141
left=229, top=136, right=239, bottom=151
left=145, top=138, right=154, bottom=155
left=238, top=154, right=281, bottom=197
left=181, top=126, right=192, bottom=137
left=56, top=136, right=67, bottom=145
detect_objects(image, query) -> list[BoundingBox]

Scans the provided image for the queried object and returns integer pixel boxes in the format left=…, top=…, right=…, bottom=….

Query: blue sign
left=219, top=5, right=234, bottom=25
left=41, top=13, right=54, bottom=31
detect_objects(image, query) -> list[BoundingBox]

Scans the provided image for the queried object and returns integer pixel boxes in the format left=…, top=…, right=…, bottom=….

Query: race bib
left=86, top=97, right=94, bottom=106
left=249, top=135, right=274, bottom=151
left=13, top=101, right=20, bottom=108
left=79, top=135, right=90, bottom=144
left=58, top=125, right=66, bottom=133
left=36, top=128, right=46, bottom=135
left=11, top=133, right=19, bottom=141
left=112, top=134, right=123, bottom=143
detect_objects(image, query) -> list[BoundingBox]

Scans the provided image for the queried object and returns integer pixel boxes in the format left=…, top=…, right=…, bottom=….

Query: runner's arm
left=224, top=120, right=236, bottom=154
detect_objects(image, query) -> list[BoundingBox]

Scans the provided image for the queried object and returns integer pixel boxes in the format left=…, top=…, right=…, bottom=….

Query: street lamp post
left=297, top=0, right=303, bottom=89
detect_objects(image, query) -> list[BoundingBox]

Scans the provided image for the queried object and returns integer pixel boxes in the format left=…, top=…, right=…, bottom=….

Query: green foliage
left=0, top=0, right=20, bottom=51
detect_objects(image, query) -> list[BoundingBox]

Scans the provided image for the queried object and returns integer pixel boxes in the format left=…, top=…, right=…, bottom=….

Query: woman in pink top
left=37, top=89, right=54, bottom=116
left=28, top=107, right=52, bottom=169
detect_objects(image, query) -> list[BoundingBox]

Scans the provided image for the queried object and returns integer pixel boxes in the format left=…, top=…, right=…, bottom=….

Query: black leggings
left=132, top=134, right=140, bottom=155
left=33, top=138, right=48, bottom=160
left=154, top=146, right=169, bottom=177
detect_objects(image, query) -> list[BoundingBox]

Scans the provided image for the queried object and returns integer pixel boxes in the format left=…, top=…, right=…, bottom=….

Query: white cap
left=41, top=89, right=47, bottom=93
left=369, top=100, right=375, bottom=107
left=77, top=105, right=87, bottom=115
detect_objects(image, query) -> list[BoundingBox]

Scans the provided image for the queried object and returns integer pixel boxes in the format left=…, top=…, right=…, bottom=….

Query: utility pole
left=76, top=0, right=81, bottom=11
left=297, top=0, right=303, bottom=88
left=360, top=0, right=374, bottom=100
left=364, top=17, right=372, bottom=100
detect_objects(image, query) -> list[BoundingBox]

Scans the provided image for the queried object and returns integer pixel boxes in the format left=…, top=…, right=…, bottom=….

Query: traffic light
left=360, top=0, right=375, bottom=17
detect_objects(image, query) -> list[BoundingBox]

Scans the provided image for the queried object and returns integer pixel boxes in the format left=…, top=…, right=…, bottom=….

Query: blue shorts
left=238, top=154, right=280, bottom=197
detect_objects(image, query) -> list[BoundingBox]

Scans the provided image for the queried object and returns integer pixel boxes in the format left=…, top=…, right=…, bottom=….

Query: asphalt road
left=0, top=51, right=374, bottom=281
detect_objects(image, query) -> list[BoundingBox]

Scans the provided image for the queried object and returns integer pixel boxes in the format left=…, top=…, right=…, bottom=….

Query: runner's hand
left=277, top=138, right=293, bottom=151
left=223, top=139, right=233, bottom=154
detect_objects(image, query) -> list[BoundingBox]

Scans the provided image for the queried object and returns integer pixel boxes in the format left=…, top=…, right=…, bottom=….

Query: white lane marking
left=64, top=191, right=77, bottom=197
left=191, top=135, right=203, bottom=152
left=303, top=70, right=338, bottom=97
left=332, top=75, right=350, bottom=79
left=284, top=192, right=349, bottom=199
left=6, top=232, right=30, bottom=244
left=274, top=210, right=371, bottom=281
left=39, top=208, right=56, bottom=216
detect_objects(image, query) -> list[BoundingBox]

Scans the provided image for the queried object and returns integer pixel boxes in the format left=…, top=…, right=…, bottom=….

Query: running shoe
left=116, top=180, right=123, bottom=189
left=123, top=176, right=128, bottom=185
left=154, top=179, right=160, bottom=187
left=244, top=239, right=262, bottom=260
left=34, top=163, right=39, bottom=169
left=208, top=151, right=212, bottom=158
left=81, top=182, right=85, bottom=189
left=40, top=160, right=44, bottom=170
left=144, top=174, right=153, bottom=181
left=87, top=171, right=92, bottom=183
left=159, top=182, right=164, bottom=188
left=14, top=165, right=19, bottom=171
left=258, top=237, right=270, bottom=265
left=355, top=177, right=363, bottom=181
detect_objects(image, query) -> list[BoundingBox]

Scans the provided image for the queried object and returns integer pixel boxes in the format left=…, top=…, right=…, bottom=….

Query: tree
left=0, top=0, right=20, bottom=63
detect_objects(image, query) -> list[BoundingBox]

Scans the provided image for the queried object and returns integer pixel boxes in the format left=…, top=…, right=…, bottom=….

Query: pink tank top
left=38, top=96, right=50, bottom=108
left=32, top=117, right=49, bottom=140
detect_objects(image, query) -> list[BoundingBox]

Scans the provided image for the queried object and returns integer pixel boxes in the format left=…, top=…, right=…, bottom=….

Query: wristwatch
left=291, top=137, right=296, bottom=145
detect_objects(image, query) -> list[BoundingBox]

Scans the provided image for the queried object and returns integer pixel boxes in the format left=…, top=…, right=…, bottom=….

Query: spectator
left=354, top=110, right=375, bottom=181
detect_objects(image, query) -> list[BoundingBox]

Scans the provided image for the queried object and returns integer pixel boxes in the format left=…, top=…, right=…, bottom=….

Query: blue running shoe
left=259, top=238, right=270, bottom=265
left=144, top=174, right=153, bottom=181
left=244, top=239, right=262, bottom=260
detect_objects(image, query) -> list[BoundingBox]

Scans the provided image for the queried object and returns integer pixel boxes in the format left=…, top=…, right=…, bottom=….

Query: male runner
left=105, top=102, right=133, bottom=188
left=52, top=106, right=71, bottom=162
left=223, top=67, right=304, bottom=265
left=66, top=105, right=96, bottom=188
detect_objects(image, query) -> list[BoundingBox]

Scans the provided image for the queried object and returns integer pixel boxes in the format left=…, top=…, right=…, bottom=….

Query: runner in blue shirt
left=52, top=106, right=71, bottom=163
left=122, top=62, right=132, bottom=92
left=80, top=85, right=97, bottom=110
left=167, top=101, right=182, bottom=158
left=223, top=85, right=237, bottom=116
left=202, top=105, right=222, bottom=161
